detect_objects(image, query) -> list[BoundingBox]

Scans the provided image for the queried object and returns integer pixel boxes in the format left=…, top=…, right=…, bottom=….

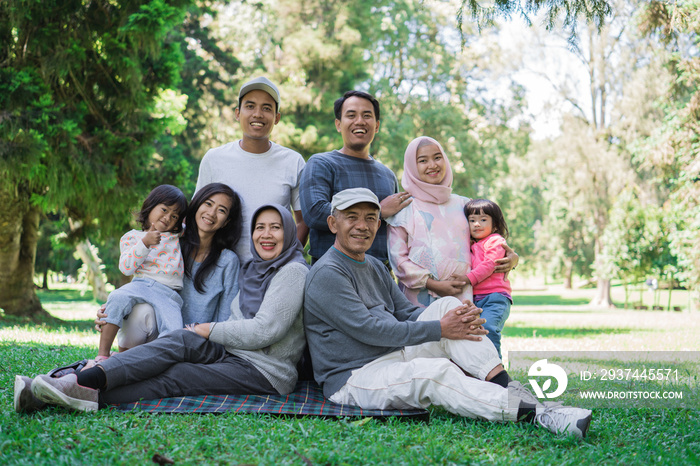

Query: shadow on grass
left=0, top=314, right=95, bottom=332
left=503, top=326, right=634, bottom=338
left=0, top=288, right=98, bottom=331
left=37, top=288, right=97, bottom=304
left=514, top=295, right=591, bottom=306
left=0, top=341, right=93, bottom=377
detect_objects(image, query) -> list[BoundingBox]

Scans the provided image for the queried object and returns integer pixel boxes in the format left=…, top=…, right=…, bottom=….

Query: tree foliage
left=4, top=0, right=699, bottom=316
left=0, top=0, right=197, bottom=316
left=502, top=0, right=679, bottom=306
left=635, top=0, right=700, bottom=309
left=460, top=0, right=612, bottom=45
left=165, top=1, right=242, bottom=186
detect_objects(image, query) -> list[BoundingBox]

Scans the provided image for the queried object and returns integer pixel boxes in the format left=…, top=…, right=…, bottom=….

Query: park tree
left=527, top=119, right=619, bottom=289
left=635, top=0, right=700, bottom=310
left=599, top=188, right=669, bottom=307
left=0, top=0, right=197, bottom=317
left=165, top=1, right=242, bottom=181
left=34, top=215, right=81, bottom=290
left=507, top=0, right=674, bottom=304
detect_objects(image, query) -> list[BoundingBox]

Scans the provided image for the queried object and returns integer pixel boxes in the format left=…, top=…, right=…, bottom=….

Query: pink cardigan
left=467, top=233, right=511, bottom=298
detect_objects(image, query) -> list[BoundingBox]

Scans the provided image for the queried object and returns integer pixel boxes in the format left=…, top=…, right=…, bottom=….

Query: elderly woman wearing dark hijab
left=17, top=204, right=309, bottom=412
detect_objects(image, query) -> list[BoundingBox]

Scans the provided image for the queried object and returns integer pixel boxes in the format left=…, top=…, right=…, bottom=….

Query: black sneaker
left=47, top=359, right=90, bottom=378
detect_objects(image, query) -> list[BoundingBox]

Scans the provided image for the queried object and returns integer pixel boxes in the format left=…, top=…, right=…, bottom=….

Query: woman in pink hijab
left=386, top=137, right=472, bottom=306
left=386, top=137, right=518, bottom=307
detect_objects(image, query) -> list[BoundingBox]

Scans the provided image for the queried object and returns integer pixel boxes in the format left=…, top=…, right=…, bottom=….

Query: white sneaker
left=536, top=405, right=592, bottom=439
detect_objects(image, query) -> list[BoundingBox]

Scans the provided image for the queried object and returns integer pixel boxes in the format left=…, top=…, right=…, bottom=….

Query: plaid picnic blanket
left=113, top=380, right=429, bottom=421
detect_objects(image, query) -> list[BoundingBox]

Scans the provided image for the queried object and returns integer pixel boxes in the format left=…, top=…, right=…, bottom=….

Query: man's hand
left=426, top=277, right=467, bottom=297
left=454, top=301, right=487, bottom=327
left=494, top=243, right=519, bottom=275
left=142, top=224, right=161, bottom=248
left=439, top=302, right=488, bottom=341
left=95, top=304, right=108, bottom=333
left=380, top=191, right=412, bottom=218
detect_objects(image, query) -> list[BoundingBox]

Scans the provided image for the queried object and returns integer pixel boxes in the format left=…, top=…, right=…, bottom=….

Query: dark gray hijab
left=238, top=204, right=309, bottom=319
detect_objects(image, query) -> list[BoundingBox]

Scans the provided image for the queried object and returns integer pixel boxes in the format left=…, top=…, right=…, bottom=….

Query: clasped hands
left=439, top=301, right=488, bottom=341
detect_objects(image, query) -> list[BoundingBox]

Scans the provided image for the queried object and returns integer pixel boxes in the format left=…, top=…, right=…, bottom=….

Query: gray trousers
left=98, top=329, right=276, bottom=405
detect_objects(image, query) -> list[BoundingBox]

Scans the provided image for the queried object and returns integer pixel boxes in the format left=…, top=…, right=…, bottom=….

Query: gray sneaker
left=508, top=381, right=563, bottom=410
left=535, top=405, right=592, bottom=439
left=14, top=376, right=47, bottom=414
left=508, top=381, right=544, bottom=408
left=31, top=374, right=98, bottom=412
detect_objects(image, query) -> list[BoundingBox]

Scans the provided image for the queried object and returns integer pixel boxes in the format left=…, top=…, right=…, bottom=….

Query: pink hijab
left=402, top=136, right=453, bottom=204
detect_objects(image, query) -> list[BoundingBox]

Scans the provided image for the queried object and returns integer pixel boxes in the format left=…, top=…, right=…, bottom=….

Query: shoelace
left=536, top=407, right=575, bottom=432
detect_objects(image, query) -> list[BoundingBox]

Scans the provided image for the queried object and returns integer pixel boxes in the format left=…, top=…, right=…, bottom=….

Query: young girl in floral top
left=97, top=185, right=187, bottom=361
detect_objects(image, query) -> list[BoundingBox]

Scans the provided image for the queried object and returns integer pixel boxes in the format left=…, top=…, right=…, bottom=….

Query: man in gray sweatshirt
left=303, top=188, right=593, bottom=439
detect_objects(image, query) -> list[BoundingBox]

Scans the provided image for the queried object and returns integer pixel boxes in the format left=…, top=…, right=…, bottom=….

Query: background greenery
left=2, top=3, right=698, bottom=460
left=2, top=284, right=698, bottom=465
left=1, top=0, right=699, bottom=314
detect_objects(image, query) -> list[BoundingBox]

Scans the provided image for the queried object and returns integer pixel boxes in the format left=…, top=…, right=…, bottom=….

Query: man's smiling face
left=328, top=202, right=381, bottom=261
left=235, top=89, right=280, bottom=142
left=335, top=96, right=380, bottom=156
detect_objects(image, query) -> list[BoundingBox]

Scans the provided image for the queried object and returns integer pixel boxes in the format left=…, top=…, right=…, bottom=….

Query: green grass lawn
left=1, top=286, right=699, bottom=465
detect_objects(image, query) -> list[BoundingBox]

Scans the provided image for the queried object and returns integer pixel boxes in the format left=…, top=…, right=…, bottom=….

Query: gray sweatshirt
left=304, top=247, right=442, bottom=398
left=208, top=261, right=309, bottom=395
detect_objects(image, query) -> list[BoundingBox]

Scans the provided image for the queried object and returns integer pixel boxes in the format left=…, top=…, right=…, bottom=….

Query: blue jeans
left=104, top=277, right=183, bottom=336
left=474, top=293, right=511, bottom=358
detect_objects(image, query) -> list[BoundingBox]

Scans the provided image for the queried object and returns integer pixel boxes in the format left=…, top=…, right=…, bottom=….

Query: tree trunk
left=74, top=240, right=109, bottom=302
left=0, top=189, right=48, bottom=318
left=563, top=258, right=574, bottom=289
left=590, top=277, right=614, bottom=307
left=42, top=268, right=49, bottom=289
